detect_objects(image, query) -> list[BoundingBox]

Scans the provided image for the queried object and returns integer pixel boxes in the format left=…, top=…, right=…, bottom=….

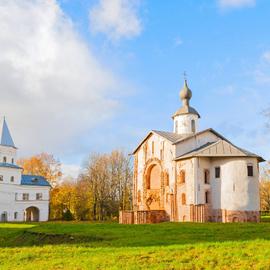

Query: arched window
left=152, top=141, right=154, bottom=155
left=204, top=169, right=210, bottom=184
left=11, top=158, right=14, bottom=164
left=181, top=193, right=186, bottom=205
left=178, top=170, right=185, bottom=184
left=10, top=176, right=14, bottom=182
left=14, top=212, right=18, bottom=220
left=191, top=120, right=196, bottom=133
left=146, top=165, right=161, bottom=189
left=3, top=157, right=7, bottom=163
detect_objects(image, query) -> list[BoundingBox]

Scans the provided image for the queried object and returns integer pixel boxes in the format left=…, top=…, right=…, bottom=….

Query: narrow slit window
left=191, top=120, right=196, bottom=133
left=215, top=167, right=221, bottom=178
left=247, top=165, right=254, bottom=177
left=181, top=193, right=186, bottom=205
left=204, top=169, right=210, bottom=184
left=205, top=191, right=210, bottom=204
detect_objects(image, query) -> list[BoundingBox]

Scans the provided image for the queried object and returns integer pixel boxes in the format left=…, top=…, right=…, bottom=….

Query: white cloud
left=174, top=37, right=183, bottom=47
left=0, top=0, right=124, bottom=156
left=89, top=0, right=142, bottom=40
left=253, top=51, right=270, bottom=84
left=254, top=70, right=270, bottom=84
left=62, top=163, right=81, bottom=179
left=218, top=0, right=256, bottom=9
left=262, top=51, right=270, bottom=63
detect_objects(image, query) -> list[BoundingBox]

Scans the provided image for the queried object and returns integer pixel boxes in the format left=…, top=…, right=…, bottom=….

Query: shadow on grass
left=2, top=221, right=270, bottom=248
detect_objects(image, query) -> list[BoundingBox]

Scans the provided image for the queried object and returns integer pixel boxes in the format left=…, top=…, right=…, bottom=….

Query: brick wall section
left=119, top=208, right=260, bottom=224
left=119, top=210, right=169, bottom=224
left=119, top=211, right=134, bottom=224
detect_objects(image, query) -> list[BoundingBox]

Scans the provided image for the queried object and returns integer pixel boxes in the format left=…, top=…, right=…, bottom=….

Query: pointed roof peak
left=0, top=117, right=16, bottom=148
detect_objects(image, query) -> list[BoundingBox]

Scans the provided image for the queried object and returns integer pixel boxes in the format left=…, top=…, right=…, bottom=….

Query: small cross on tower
left=183, top=71, right=187, bottom=81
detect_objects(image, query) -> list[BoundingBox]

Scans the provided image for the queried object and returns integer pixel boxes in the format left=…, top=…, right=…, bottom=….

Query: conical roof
left=0, top=117, right=15, bottom=147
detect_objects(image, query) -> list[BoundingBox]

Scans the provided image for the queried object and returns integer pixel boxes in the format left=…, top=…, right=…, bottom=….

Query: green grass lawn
left=1, top=221, right=270, bottom=269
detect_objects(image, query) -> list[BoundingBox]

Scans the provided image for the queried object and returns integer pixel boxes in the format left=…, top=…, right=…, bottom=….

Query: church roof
left=175, top=140, right=264, bottom=162
left=152, top=130, right=187, bottom=142
left=172, top=106, right=200, bottom=118
left=132, top=130, right=188, bottom=154
left=132, top=128, right=265, bottom=162
left=172, top=128, right=229, bottom=145
left=0, top=162, right=22, bottom=169
left=0, top=118, right=16, bottom=148
left=21, top=175, right=51, bottom=187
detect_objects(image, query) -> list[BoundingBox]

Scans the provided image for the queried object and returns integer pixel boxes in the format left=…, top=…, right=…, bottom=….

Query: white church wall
left=0, top=145, right=17, bottom=164
left=174, top=114, right=199, bottom=135
left=175, top=131, right=219, bottom=158
left=211, top=157, right=259, bottom=211
left=0, top=183, right=50, bottom=222
left=0, top=167, right=22, bottom=185
left=197, top=157, right=211, bottom=205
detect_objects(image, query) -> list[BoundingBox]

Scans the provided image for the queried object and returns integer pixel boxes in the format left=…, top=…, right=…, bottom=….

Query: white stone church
left=0, top=118, right=50, bottom=222
left=120, top=80, right=264, bottom=224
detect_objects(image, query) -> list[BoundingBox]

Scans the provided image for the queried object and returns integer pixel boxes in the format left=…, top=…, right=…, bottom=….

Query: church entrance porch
left=143, top=158, right=165, bottom=211
left=24, top=206, right=39, bottom=222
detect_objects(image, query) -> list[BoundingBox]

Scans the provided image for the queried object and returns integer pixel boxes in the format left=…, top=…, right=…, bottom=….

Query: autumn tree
left=17, top=153, right=62, bottom=186
left=49, top=180, right=76, bottom=220
left=18, top=150, right=132, bottom=221
left=260, top=162, right=270, bottom=211
left=78, top=150, right=133, bottom=221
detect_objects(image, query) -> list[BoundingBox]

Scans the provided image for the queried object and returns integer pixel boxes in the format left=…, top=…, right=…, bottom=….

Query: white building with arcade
left=0, top=118, right=50, bottom=222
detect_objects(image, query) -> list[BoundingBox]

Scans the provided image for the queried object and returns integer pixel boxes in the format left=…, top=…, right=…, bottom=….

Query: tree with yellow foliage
left=260, top=162, right=270, bottom=211
left=17, top=153, right=62, bottom=186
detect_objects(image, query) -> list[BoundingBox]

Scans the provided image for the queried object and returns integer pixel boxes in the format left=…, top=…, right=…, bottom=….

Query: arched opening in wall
left=204, top=169, right=210, bottom=184
left=178, top=170, right=185, bottom=184
left=146, top=164, right=161, bottom=190
left=1, top=212, right=7, bottom=222
left=165, top=171, right=169, bottom=186
left=24, top=207, right=39, bottom=222
left=181, top=193, right=186, bottom=205
left=137, top=190, right=141, bottom=203
left=232, top=216, right=239, bottom=223
left=182, top=215, right=186, bottom=222
left=3, top=157, right=6, bottom=163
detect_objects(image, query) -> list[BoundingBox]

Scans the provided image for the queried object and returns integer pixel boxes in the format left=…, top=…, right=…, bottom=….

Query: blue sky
left=0, top=0, right=269, bottom=177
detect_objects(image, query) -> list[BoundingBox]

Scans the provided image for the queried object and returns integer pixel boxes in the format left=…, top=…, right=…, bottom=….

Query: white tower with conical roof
left=0, top=117, right=18, bottom=172
left=0, top=117, right=51, bottom=222
left=172, top=80, right=200, bottom=135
